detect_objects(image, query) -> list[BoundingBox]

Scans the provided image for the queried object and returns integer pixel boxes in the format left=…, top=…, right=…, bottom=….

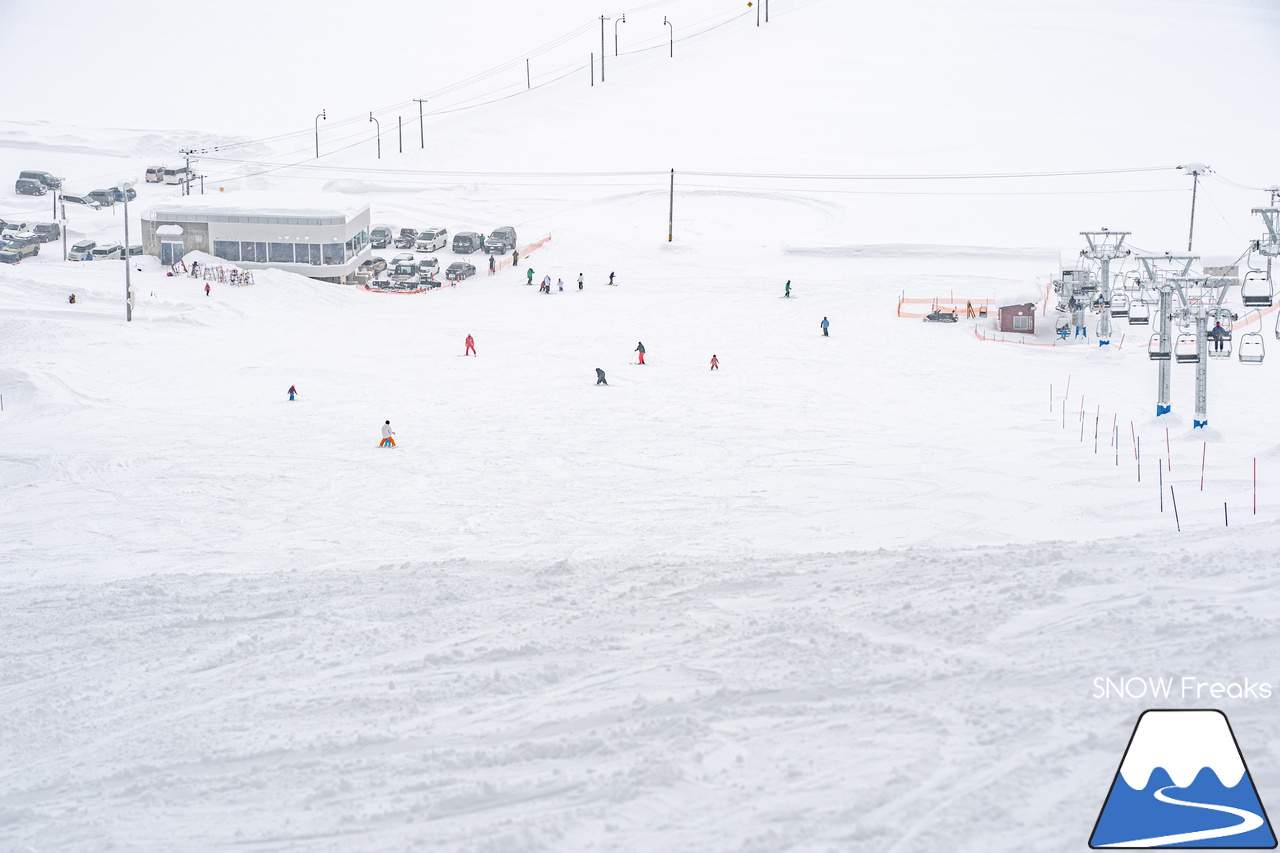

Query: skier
left=542, top=274, right=552, bottom=293
left=488, top=255, right=495, bottom=275
left=205, top=283, right=211, bottom=297
left=578, top=273, right=584, bottom=291
left=557, top=278, right=564, bottom=292
left=526, top=268, right=535, bottom=286
left=608, top=271, right=616, bottom=286
left=635, top=341, right=646, bottom=364
left=512, top=248, right=520, bottom=268
left=595, top=367, right=608, bottom=386
left=287, top=385, right=297, bottom=401
left=68, top=294, right=76, bottom=304
left=821, top=317, right=829, bottom=337
left=380, top=420, right=396, bottom=448
left=710, top=354, right=719, bottom=370
left=465, top=334, right=477, bottom=356
left=784, top=280, right=791, bottom=298
left=1209, top=321, right=1227, bottom=352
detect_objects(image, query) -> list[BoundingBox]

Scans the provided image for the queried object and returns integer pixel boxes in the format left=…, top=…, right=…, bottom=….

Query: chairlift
left=1174, top=333, right=1200, bottom=363
left=1055, top=315, right=1070, bottom=340
left=1110, top=292, right=1129, bottom=317
left=1241, top=270, right=1273, bottom=308
left=1148, top=333, right=1171, bottom=361
left=1238, top=333, right=1265, bottom=364
left=1127, top=301, right=1151, bottom=325
left=1208, top=336, right=1232, bottom=359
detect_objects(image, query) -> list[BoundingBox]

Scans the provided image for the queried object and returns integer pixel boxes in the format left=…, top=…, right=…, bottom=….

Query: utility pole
left=526, top=59, right=530, bottom=89
left=668, top=169, right=674, bottom=242
left=60, top=194, right=67, bottom=262
left=413, top=99, right=427, bottom=148
left=369, top=112, right=381, bottom=159
left=179, top=149, right=194, bottom=196
left=314, top=110, right=325, bottom=158
left=615, top=13, right=625, bottom=55
left=600, top=16, right=610, bottom=81
left=664, top=16, right=673, bottom=57
left=591, top=54, right=594, bottom=86
left=119, top=181, right=134, bottom=321
left=1179, top=163, right=1209, bottom=252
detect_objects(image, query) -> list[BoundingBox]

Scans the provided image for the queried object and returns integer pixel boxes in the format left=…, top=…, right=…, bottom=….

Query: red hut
left=998, top=303, right=1036, bottom=334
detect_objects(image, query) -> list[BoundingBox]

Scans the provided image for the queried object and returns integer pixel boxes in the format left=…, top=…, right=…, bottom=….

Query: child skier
left=557, top=278, right=563, bottom=292
left=287, top=385, right=297, bottom=401
left=710, top=355, right=719, bottom=370
left=205, top=283, right=211, bottom=297
left=380, top=420, right=396, bottom=448
left=595, top=368, right=608, bottom=386
left=488, top=255, right=495, bottom=275
left=542, top=274, right=552, bottom=293
left=578, top=273, right=584, bottom=291
left=465, top=334, right=476, bottom=356
left=635, top=341, right=646, bottom=364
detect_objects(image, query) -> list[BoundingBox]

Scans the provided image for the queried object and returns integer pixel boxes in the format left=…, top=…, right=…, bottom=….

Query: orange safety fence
left=897, top=296, right=994, bottom=319
left=489, top=233, right=553, bottom=276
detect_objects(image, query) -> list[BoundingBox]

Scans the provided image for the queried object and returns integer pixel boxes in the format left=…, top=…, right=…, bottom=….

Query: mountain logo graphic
left=1090, top=709, right=1277, bottom=848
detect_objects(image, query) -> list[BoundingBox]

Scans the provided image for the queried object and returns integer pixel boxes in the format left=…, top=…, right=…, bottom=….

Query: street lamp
left=600, top=15, right=611, bottom=81
left=663, top=16, right=673, bottom=57
left=314, top=110, right=325, bottom=159
left=614, top=13, right=625, bottom=56
left=369, top=112, right=381, bottom=159
left=118, top=180, right=134, bottom=322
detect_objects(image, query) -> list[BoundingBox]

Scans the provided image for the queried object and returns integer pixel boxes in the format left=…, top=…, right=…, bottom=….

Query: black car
left=15, top=178, right=47, bottom=196
left=483, top=226, right=517, bottom=254
left=445, top=261, right=476, bottom=281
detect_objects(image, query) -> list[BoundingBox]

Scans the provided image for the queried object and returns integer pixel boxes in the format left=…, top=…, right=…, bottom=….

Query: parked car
left=0, top=247, right=21, bottom=264
left=162, top=166, right=192, bottom=186
left=90, top=243, right=124, bottom=260
left=1, top=234, right=41, bottom=259
left=145, top=166, right=164, bottom=183
left=1, top=220, right=28, bottom=235
left=445, top=261, right=476, bottom=281
left=61, top=193, right=101, bottom=209
left=15, top=178, right=47, bottom=196
left=30, top=222, right=61, bottom=243
left=18, top=170, right=63, bottom=190
left=125, top=244, right=143, bottom=256
left=87, top=189, right=117, bottom=208
left=107, top=186, right=137, bottom=203
left=483, top=226, right=518, bottom=254
left=417, top=257, right=439, bottom=279
left=452, top=232, right=482, bottom=254
left=69, top=240, right=97, bottom=261
left=370, top=225, right=395, bottom=249
left=359, top=256, right=388, bottom=276
left=393, top=227, right=419, bottom=249
left=415, top=227, right=448, bottom=252
left=388, top=261, right=420, bottom=286
left=390, top=252, right=414, bottom=266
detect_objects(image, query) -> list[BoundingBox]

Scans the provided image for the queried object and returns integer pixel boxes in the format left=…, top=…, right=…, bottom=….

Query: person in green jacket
left=526, top=267, right=534, bottom=286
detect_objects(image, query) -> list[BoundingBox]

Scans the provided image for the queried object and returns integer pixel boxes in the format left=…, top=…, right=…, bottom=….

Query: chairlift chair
left=1208, top=337, right=1232, bottom=359
left=1148, top=333, right=1171, bottom=361
left=1127, top=301, right=1151, bottom=325
left=1241, top=270, right=1273, bottom=308
left=1174, top=333, right=1200, bottom=363
left=1238, top=333, right=1265, bottom=364
left=1110, top=292, right=1129, bottom=317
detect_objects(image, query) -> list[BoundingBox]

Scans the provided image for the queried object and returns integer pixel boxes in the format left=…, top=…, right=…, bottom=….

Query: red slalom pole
left=1110, top=414, right=1117, bottom=447
left=1131, top=421, right=1138, bottom=460
left=1200, top=442, right=1207, bottom=491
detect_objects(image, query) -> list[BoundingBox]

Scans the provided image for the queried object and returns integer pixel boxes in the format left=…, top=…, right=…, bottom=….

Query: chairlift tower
left=1252, top=206, right=1280, bottom=285
left=1080, top=230, right=1130, bottom=345
left=1136, top=255, right=1195, bottom=416
left=1167, top=270, right=1234, bottom=428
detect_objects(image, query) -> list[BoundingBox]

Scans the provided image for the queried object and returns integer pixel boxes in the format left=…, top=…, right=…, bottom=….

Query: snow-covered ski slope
left=3, top=1, right=1280, bottom=851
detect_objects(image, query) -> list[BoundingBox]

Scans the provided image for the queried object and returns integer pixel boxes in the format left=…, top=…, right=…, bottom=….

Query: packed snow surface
left=3, top=1, right=1280, bottom=851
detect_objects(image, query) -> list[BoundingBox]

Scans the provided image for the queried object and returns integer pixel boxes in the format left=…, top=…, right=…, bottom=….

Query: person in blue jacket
left=820, top=317, right=829, bottom=336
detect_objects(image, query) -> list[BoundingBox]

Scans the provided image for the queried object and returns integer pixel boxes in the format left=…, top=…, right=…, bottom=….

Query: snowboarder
left=635, top=341, right=646, bottom=364
left=287, top=385, right=297, bottom=401
left=1209, top=321, right=1227, bottom=352
left=578, top=273, right=584, bottom=291
left=526, top=268, right=535, bottom=286
left=784, top=280, right=791, bottom=298
left=821, top=317, right=829, bottom=336
left=380, top=420, right=396, bottom=448
left=465, top=334, right=476, bottom=356
left=595, top=367, right=608, bottom=386
left=608, top=271, right=616, bottom=286
left=68, top=294, right=76, bottom=304
left=205, top=283, right=211, bottom=297
left=488, top=255, right=496, bottom=275
left=557, top=278, right=563, bottom=292
left=710, top=355, right=719, bottom=370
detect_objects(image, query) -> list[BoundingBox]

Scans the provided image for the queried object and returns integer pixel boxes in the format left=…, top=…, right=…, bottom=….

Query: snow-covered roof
left=142, top=190, right=369, bottom=223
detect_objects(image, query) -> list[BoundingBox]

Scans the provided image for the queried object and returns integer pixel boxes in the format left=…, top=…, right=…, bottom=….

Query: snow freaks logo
left=1089, top=710, right=1277, bottom=848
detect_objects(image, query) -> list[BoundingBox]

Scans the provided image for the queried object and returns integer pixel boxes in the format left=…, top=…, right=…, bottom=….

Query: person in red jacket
left=710, top=354, right=719, bottom=370
left=204, top=283, right=211, bottom=297
left=465, top=334, right=476, bottom=356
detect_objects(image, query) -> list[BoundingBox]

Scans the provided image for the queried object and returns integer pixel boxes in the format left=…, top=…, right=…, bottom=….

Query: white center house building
left=141, top=191, right=371, bottom=283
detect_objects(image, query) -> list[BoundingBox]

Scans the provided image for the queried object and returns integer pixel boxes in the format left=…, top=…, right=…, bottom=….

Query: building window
left=1013, top=315, right=1032, bottom=331
left=213, top=240, right=240, bottom=262
left=161, top=241, right=183, bottom=265
left=297, top=244, right=319, bottom=265
left=322, top=243, right=343, bottom=265
left=239, top=241, right=267, bottom=263
left=269, top=243, right=294, bottom=263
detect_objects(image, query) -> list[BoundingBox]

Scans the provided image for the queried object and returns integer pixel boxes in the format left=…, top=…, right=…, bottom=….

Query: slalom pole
left=1050, top=384, right=1053, bottom=413
left=1094, top=408, right=1100, bottom=454
left=1171, top=486, right=1181, bottom=531
left=1065, top=374, right=1071, bottom=402
left=1110, top=414, right=1117, bottom=446
left=1160, top=466, right=1164, bottom=512
left=1080, top=413, right=1085, bottom=442
left=1254, top=458, right=1258, bottom=515
left=1115, top=426, right=1119, bottom=466
left=1165, top=428, right=1171, bottom=471
left=1131, top=421, right=1137, bottom=459
left=1137, top=437, right=1141, bottom=482
left=1062, top=399, right=1065, bottom=429
left=1224, top=502, right=1229, bottom=527
left=1079, top=396, right=1085, bottom=423
left=1200, top=442, right=1207, bottom=491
